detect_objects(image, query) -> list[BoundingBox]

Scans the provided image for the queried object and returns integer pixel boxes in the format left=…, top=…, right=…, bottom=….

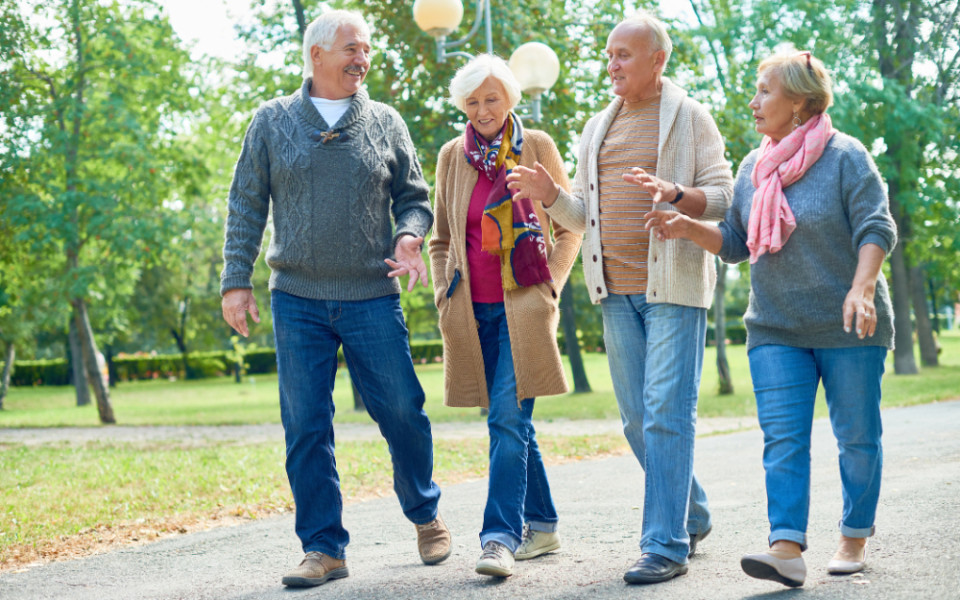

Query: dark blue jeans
left=474, top=302, right=559, bottom=552
left=271, top=290, right=441, bottom=559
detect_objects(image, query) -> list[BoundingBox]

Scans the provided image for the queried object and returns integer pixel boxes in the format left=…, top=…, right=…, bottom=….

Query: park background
left=1, top=0, right=958, bottom=573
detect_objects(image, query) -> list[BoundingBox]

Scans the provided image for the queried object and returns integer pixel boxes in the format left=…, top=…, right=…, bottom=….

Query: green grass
left=3, top=331, right=959, bottom=427
left=0, top=433, right=627, bottom=567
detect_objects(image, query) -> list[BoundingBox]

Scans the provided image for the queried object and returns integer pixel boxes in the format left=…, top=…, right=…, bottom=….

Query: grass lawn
left=3, top=331, right=959, bottom=427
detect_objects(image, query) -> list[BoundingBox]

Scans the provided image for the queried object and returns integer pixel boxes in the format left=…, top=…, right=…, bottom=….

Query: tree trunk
left=352, top=379, right=365, bottom=412
left=714, top=259, right=734, bottom=394
left=73, top=299, right=116, bottom=424
left=559, top=283, right=591, bottom=393
left=910, top=265, right=939, bottom=366
left=928, top=278, right=940, bottom=334
left=69, top=315, right=92, bottom=407
left=887, top=196, right=919, bottom=374
left=171, top=327, right=191, bottom=379
left=292, top=0, right=307, bottom=38
left=104, top=343, right=118, bottom=388
left=0, top=341, right=14, bottom=410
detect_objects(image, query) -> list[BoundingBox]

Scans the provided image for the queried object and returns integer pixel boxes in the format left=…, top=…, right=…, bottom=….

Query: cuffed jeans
left=601, top=293, right=712, bottom=564
left=271, top=290, right=441, bottom=559
left=474, top=302, right=559, bottom=552
left=748, top=344, right=886, bottom=550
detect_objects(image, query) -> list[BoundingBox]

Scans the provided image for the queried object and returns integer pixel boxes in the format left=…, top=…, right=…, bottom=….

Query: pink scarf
left=747, top=112, right=836, bottom=263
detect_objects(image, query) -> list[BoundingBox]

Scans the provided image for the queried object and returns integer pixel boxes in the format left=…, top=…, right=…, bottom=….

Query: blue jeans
left=474, top=302, right=559, bottom=552
left=600, top=293, right=712, bottom=564
left=271, top=290, right=441, bottom=559
left=748, top=344, right=886, bottom=550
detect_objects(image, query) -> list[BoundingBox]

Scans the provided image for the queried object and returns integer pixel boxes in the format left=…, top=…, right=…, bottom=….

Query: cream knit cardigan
left=546, top=77, right=734, bottom=308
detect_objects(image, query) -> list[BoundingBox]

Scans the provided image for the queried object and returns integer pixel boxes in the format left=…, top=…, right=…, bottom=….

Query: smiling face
left=605, top=22, right=664, bottom=103
left=310, top=24, right=371, bottom=100
left=464, top=76, right=510, bottom=143
left=749, top=68, right=805, bottom=142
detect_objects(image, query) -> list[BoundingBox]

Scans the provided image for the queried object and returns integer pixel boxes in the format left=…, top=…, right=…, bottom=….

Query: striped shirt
left=597, top=97, right=660, bottom=294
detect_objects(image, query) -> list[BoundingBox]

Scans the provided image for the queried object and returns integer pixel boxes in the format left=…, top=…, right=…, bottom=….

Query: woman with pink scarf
left=644, top=51, right=896, bottom=587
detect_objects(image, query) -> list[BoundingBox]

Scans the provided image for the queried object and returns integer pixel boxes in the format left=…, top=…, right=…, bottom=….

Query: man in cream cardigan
left=508, top=11, right=733, bottom=585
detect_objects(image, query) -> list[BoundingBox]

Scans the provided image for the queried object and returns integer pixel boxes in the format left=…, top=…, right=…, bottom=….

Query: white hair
left=302, top=10, right=371, bottom=79
left=618, top=11, right=673, bottom=71
left=448, top=54, right=522, bottom=112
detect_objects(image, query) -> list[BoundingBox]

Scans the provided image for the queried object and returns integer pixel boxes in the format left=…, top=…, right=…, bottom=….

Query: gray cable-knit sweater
left=220, top=80, right=433, bottom=301
left=718, top=132, right=897, bottom=350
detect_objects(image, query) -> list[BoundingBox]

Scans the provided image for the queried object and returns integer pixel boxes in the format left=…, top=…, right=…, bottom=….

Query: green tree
left=1, top=0, right=198, bottom=421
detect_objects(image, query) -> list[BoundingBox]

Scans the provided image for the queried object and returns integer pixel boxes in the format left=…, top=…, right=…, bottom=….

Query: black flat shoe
left=623, top=552, right=688, bottom=584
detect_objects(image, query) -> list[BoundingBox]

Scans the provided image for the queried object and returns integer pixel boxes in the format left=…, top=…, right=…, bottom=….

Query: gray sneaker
left=515, top=524, right=560, bottom=560
left=281, top=551, right=349, bottom=588
left=475, top=541, right=515, bottom=577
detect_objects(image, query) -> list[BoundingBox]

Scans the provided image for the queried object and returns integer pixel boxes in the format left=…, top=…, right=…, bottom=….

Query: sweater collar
left=591, top=76, right=688, bottom=157
left=298, top=78, right=369, bottom=132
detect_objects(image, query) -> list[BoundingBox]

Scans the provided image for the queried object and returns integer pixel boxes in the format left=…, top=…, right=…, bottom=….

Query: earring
left=792, top=112, right=802, bottom=129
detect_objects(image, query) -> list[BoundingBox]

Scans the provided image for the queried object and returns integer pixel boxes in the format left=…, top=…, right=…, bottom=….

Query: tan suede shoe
left=416, top=513, right=452, bottom=565
left=281, top=551, right=349, bottom=587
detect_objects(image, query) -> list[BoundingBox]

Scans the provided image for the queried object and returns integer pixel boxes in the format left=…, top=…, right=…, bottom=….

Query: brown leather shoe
left=281, top=551, right=349, bottom=587
left=416, top=514, right=452, bottom=565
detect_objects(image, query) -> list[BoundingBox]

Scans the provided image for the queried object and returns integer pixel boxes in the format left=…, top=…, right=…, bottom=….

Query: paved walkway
left=0, top=416, right=756, bottom=446
left=2, top=401, right=959, bottom=599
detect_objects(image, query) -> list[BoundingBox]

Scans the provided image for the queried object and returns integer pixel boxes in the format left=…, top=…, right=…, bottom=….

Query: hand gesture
left=505, top=162, right=560, bottom=207
left=386, top=235, right=429, bottom=292
left=222, top=289, right=260, bottom=337
left=644, top=209, right=693, bottom=241
left=842, top=287, right=877, bottom=340
left=622, top=167, right=676, bottom=203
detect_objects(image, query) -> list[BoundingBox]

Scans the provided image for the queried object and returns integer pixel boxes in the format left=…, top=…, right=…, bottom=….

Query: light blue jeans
left=748, top=344, right=886, bottom=550
left=601, top=293, right=712, bottom=564
left=474, top=302, right=559, bottom=552
left=271, top=291, right=442, bottom=559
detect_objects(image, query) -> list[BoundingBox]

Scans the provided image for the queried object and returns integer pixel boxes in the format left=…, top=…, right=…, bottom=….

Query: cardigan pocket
left=446, top=269, right=462, bottom=298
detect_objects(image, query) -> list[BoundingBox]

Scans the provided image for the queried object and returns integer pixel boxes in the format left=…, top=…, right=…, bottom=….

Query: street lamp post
left=412, top=0, right=559, bottom=122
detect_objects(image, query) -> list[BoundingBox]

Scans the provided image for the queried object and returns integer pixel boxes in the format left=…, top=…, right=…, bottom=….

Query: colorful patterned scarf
left=748, top=112, right=836, bottom=263
left=464, top=113, right=552, bottom=290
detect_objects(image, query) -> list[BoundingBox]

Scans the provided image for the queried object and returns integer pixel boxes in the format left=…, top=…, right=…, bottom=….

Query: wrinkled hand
left=623, top=168, right=675, bottom=203
left=644, top=209, right=692, bottom=241
left=505, top=162, right=560, bottom=207
left=842, top=286, right=877, bottom=340
left=222, top=288, right=260, bottom=338
left=386, top=235, right=428, bottom=292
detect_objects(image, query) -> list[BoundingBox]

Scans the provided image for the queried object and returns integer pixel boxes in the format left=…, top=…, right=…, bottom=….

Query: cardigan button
left=590, top=183, right=595, bottom=191
left=551, top=289, right=557, bottom=299
left=593, top=255, right=598, bottom=262
left=591, top=219, right=596, bottom=226
left=596, top=286, right=602, bottom=294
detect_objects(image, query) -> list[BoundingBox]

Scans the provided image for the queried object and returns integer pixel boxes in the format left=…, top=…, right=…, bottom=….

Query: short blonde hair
left=618, top=11, right=673, bottom=72
left=758, top=51, right=833, bottom=115
left=302, top=10, right=371, bottom=79
left=448, top=54, right=522, bottom=113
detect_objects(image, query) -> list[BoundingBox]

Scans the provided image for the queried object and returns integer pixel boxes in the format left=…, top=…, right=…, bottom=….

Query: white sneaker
left=475, top=541, right=514, bottom=577
left=741, top=550, right=806, bottom=587
left=515, top=524, right=560, bottom=560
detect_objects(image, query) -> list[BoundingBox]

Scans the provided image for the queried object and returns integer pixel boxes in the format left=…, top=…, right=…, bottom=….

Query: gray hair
left=302, top=10, right=371, bottom=79
left=448, top=54, right=522, bottom=113
left=618, top=11, right=673, bottom=72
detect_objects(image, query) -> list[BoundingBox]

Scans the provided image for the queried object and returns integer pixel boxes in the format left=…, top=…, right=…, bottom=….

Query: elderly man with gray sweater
left=219, top=10, right=450, bottom=589
left=507, top=12, right=733, bottom=585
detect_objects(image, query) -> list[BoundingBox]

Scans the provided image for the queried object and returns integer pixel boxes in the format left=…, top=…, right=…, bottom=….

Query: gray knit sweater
left=718, top=132, right=897, bottom=350
left=220, top=80, right=433, bottom=300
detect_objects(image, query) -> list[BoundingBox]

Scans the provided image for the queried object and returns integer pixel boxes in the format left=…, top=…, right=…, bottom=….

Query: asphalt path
left=2, top=400, right=958, bottom=599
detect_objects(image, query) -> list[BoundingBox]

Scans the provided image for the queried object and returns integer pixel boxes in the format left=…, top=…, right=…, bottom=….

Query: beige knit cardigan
left=428, top=129, right=582, bottom=407
left=546, top=77, right=734, bottom=308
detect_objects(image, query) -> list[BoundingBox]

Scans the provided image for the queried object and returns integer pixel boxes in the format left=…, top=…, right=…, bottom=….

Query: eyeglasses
left=797, top=50, right=814, bottom=73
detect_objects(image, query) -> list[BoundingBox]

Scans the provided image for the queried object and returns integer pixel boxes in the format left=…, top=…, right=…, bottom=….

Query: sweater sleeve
left=543, top=119, right=594, bottom=234
left=220, top=108, right=271, bottom=296
left=389, top=109, right=434, bottom=247
left=691, top=103, right=734, bottom=221
left=533, top=132, right=582, bottom=292
left=840, top=139, right=897, bottom=254
left=718, top=154, right=755, bottom=265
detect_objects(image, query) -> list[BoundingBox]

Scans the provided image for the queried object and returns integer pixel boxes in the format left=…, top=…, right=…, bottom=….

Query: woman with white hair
left=428, top=54, right=581, bottom=578
left=645, top=51, right=896, bottom=588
